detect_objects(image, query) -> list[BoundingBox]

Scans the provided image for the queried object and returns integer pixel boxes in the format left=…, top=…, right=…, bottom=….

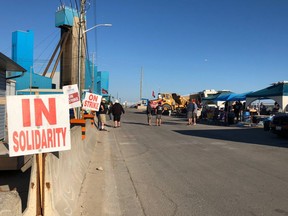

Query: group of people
left=97, top=98, right=125, bottom=131
left=146, top=99, right=199, bottom=126
left=146, top=101, right=164, bottom=126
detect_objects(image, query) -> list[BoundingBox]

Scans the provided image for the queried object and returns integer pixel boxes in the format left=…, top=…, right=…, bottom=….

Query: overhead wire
left=93, top=0, right=98, bottom=65
left=41, top=0, right=80, bottom=75
left=47, top=0, right=94, bottom=89
left=34, top=30, right=59, bottom=73
left=83, top=0, right=93, bottom=87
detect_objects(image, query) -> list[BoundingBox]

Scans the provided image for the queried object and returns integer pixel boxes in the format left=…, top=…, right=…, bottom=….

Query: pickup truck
left=270, top=113, right=288, bottom=137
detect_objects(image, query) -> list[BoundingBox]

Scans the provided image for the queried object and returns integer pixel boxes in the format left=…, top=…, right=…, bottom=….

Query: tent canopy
left=246, top=82, right=288, bottom=112
left=227, top=91, right=253, bottom=101
left=214, top=92, right=234, bottom=101
left=202, top=91, right=252, bottom=102
left=246, top=82, right=288, bottom=98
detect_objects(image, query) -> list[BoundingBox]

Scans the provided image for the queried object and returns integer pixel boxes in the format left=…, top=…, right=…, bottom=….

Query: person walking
left=99, top=98, right=108, bottom=131
left=108, top=101, right=113, bottom=120
left=111, top=99, right=125, bottom=128
left=186, top=99, right=194, bottom=125
left=156, top=102, right=164, bottom=126
left=192, top=100, right=198, bottom=125
left=146, top=101, right=153, bottom=126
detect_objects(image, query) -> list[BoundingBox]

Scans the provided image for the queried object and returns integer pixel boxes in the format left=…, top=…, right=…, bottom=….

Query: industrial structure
left=6, top=4, right=109, bottom=98
left=9, top=30, right=52, bottom=91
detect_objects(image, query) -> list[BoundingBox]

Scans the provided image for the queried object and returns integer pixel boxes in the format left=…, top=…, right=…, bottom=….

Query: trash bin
left=243, top=111, right=250, bottom=122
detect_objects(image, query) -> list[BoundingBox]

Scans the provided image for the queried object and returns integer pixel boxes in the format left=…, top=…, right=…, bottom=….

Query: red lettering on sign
left=47, top=129, right=53, bottom=148
left=13, top=131, right=19, bottom=152
left=34, top=98, right=57, bottom=126
left=88, top=94, right=98, bottom=102
left=11, top=127, right=67, bottom=152
left=22, top=99, right=31, bottom=127
left=19, top=131, right=26, bottom=151
left=21, top=98, right=57, bottom=127
left=69, top=93, right=79, bottom=104
left=35, top=130, right=41, bottom=149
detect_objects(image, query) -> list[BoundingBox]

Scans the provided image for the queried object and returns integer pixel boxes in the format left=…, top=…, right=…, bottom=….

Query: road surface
left=76, top=108, right=288, bottom=216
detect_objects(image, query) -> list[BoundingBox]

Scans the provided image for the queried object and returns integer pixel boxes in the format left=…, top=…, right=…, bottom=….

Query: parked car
left=270, top=113, right=288, bottom=137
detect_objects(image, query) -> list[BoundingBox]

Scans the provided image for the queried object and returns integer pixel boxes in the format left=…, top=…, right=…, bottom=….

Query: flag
left=102, top=88, right=108, bottom=94
left=152, top=90, right=155, bottom=98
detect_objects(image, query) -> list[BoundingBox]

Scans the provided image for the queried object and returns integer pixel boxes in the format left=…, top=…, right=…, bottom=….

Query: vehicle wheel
left=162, top=103, right=171, bottom=111
left=162, top=104, right=171, bottom=115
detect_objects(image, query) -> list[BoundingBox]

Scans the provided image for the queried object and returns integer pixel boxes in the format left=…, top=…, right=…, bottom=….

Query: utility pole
left=92, top=52, right=95, bottom=93
left=140, top=67, right=143, bottom=100
left=77, top=0, right=86, bottom=118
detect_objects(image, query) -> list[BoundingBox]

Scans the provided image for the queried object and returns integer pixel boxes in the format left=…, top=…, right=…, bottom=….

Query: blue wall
left=12, top=30, right=34, bottom=73
left=85, top=60, right=109, bottom=96
left=85, top=59, right=98, bottom=93
left=55, top=6, right=79, bottom=27
left=11, top=30, right=52, bottom=91
left=96, top=71, right=109, bottom=96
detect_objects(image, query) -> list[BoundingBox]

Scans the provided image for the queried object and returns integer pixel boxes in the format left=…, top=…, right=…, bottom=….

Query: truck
left=149, top=93, right=189, bottom=114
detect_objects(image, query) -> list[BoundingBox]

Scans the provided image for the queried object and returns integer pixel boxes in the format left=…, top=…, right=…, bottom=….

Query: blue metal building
left=96, top=71, right=109, bottom=97
left=10, top=30, right=52, bottom=91
left=85, top=59, right=98, bottom=93
left=9, top=6, right=109, bottom=96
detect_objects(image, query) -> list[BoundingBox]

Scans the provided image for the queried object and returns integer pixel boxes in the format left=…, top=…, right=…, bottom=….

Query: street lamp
left=83, top=23, right=112, bottom=33
left=77, top=23, right=112, bottom=118
left=83, top=24, right=112, bottom=94
left=79, top=23, right=112, bottom=90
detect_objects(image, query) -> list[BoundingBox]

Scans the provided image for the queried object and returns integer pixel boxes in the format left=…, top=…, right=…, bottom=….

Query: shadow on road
left=173, top=128, right=288, bottom=148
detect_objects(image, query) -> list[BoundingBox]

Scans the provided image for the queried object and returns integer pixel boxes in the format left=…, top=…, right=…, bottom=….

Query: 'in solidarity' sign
left=7, top=94, right=71, bottom=157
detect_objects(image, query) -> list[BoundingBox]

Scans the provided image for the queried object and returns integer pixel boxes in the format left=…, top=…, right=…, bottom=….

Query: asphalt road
left=1, top=108, right=288, bottom=216
left=85, top=108, right=288, bottom=216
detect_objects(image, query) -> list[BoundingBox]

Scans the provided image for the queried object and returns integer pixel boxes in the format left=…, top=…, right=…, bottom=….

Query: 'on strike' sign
left=7, top=94, right=71, bottom=157
left=82, top=93, right=102, bottom=111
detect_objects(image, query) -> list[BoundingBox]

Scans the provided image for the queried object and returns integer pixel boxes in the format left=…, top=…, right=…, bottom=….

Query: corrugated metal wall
left=0, top=72, right=6, bottom=140
left=6, top=79, right=16, bottom=96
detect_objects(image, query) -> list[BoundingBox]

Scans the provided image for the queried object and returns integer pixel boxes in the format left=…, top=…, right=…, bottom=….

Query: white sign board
left=63, top=84, right=81, bottom=108
left=82, top=93, right=102, bottom=111
left=7, top=94, right=71, bottom=157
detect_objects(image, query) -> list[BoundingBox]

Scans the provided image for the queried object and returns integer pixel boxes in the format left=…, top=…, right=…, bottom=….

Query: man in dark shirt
left=111, top=100, right=125, bottom=128
left=186, top=99, right=194, bottom=125
left=99, top=98, right=108, bottom=131
left=156, top=102, right=164, bottom=126
left=146, top=101, right=153, bottom=126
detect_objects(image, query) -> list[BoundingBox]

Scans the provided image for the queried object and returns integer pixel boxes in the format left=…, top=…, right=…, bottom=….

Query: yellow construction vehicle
left=150, top=93, right=188, bottom=114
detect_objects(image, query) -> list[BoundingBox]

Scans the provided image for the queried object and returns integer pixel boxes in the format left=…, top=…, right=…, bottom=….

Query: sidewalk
left=73, top=128, right=121, bottom=216
left=73, top=124, right=144, bottom=216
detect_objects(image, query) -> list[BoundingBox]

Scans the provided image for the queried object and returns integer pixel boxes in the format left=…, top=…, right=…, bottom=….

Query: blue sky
left=1, top=0, right=288, bottom=103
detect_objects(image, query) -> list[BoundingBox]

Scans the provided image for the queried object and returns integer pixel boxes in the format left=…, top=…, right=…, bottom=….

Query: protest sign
left=7, top=94, right=71, bottom=157
left=63, top=84, right=81, bottom=108
left=82, top=93, right=102, bottom=111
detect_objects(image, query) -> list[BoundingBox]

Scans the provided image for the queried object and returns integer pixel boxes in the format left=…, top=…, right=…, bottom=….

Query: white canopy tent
left=246, top=81, right=288, bottom=112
